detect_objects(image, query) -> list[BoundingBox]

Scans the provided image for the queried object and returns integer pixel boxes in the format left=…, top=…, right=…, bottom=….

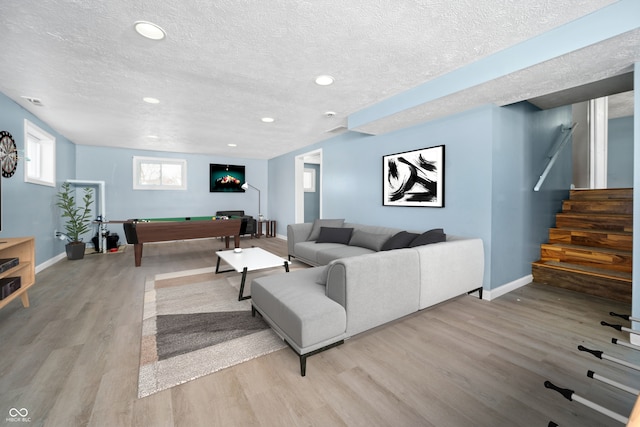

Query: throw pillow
left=408, top=228, right=446, bottom=247
left=349, top=230, right=391, bottom=251
left=307, top=218, right=345, bottom=241
left=316, top=261, right=337, bottom=285
left=380, top=231, right=419, bottom=251
left=316, top=227, right=354, bottom=245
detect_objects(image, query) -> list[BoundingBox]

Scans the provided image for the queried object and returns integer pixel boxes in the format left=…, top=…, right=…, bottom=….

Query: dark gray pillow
left=349, top=230, right=390, bottom=251
left=408, top=228, right=446, bottom=247
left=307, top=218, right=345, bottom=241
left=316, top=227, right=353, bottom=244
left=380, top=231, right=419, bottom=251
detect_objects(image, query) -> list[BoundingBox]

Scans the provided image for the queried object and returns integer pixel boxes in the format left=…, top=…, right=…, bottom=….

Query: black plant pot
left=65, top=242, right=86, bottom=260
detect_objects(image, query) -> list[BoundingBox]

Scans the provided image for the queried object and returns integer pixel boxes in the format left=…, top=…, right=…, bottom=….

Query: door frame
left=295, top=149, right=322, bottom=223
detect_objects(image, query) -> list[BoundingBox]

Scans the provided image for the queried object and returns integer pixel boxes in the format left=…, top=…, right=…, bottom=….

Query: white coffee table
left=215, top=247, right=289, bottom=300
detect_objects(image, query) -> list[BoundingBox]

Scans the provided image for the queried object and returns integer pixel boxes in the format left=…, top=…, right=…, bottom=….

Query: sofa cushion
left=316, top=245, right=375, bottom=265
left=308, top=218, right=345, bottom=241
left=251, top=269, right=347, bottom=349
left=295, top=241, right=345, bottom=264
left=348, top=229, right=391, bottom=251
left=381, top=231, right=419, bottom=251
left=409, top=228, right=446, bottom=247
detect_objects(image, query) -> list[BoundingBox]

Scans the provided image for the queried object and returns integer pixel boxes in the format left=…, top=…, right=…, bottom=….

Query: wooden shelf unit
left=0, top=237, right=35, bottom=310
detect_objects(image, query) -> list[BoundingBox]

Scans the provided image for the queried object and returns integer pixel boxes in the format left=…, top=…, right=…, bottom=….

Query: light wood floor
left=0, top=237, right=638, bottom=426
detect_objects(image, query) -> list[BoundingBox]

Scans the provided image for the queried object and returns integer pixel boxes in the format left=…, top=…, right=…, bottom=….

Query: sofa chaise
left=251, top=220, right=484, bottom=376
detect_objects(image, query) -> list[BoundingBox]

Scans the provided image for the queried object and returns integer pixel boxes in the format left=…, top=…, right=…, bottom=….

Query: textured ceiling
left=0, top=0, right=635, bottom=159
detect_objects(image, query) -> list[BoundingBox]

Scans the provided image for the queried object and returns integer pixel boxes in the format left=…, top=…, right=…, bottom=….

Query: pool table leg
left=134, top=243, right=143, bottom=267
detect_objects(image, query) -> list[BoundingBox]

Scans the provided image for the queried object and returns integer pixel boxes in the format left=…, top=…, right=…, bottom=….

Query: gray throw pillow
left=408, top=228, right=446, bottom=247
left=316, top=261, right=337, bottom=285
left=316, top=227, right=353, bottom=244
left=307, top=218, right=345, bottom=241
left=349, top=229, right=390, bottom=251
left=380, top=231, right=419, bottom=251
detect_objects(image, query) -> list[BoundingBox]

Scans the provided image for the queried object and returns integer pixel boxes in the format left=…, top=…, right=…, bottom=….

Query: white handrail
left=533, top=123, right=577, bottom=192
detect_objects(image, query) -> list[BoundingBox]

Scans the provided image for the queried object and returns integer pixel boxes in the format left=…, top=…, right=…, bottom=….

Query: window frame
left=24, top=119, right=56, bottom=187
left=132, top=156, right=188, bottom=190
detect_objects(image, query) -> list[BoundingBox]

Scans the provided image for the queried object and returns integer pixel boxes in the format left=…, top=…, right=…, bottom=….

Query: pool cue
left=610, top=311, right=640, bottom=323
left=612, top=338, right=640, bottom=352
left=587, top=370, right=640, bottom=395
left=601, top=321, right=640, bottom=336
left=544, top=381, right=629, bottom=424
left=578, top=345, right=640, bottom=371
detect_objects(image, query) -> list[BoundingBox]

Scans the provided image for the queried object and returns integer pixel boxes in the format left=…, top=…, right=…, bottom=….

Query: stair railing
left=534, top=123, right=578, bottom=192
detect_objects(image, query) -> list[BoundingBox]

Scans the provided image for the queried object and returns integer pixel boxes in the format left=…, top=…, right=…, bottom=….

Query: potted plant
left=56, top=182, right=94, bottom=260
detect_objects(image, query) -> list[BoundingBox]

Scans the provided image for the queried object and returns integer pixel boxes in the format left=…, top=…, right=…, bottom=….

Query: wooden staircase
left=531, top=188, right=633, bottom=303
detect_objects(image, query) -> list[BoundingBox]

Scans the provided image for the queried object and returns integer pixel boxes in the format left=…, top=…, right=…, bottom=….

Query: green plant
left=56, top=182, right=94, bottom=243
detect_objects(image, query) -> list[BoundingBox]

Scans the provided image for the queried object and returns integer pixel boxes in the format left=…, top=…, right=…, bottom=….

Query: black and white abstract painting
left=383, top=145, right=444, bottom=207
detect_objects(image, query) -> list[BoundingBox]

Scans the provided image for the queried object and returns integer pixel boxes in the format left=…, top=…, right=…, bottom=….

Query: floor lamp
left=241, top=182, right=262, bottom=220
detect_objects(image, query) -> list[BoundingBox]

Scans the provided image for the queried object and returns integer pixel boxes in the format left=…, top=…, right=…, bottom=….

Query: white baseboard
left=36, top=252, right=66, bottom=273
left=483, top=274, right=532, bottom=301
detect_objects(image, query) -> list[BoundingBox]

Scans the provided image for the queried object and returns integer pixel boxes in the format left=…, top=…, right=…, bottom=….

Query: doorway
left=295, top=149, right=322, bottom=224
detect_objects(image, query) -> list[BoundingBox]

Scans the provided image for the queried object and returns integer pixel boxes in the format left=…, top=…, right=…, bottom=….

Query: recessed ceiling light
left=315, top=75, right=334, bottom=86
left=143, top=97, right=160, bottom=104
left=324, top=111, right=336, bottom=117
left=147, top=135, right=159, bottom=139
left=261, top=117, right=275, bottom=123
left=228, top=143, right=237, bottom=147
left=134, top=21, right=166, bottom=40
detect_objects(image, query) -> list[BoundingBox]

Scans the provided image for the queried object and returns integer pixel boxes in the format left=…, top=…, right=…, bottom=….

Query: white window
left=303, top=168, right=316, bottom=192
left=133, top=156, right=187, bottom=190
left=24, top=119, right=56, bottom=187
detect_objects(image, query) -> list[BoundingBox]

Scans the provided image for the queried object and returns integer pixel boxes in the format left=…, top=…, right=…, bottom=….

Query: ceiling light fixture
left=261, top=117, right=275, bottom=123
left=143, top=97, right=160, bottom=104
left=134, top=21, right=166, bottom=40
left=324, top=111, right=336, bottom=118
left=315, top=75, right=334, bottom=86
left=228, top=143, right=237, bottom=147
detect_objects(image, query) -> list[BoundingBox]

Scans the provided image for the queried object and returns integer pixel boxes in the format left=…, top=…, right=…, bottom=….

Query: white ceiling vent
left=21, top=96, right=44, bottom=107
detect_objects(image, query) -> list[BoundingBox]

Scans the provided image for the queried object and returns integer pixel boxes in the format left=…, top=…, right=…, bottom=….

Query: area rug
left=137, top=265, right=291, bottom=398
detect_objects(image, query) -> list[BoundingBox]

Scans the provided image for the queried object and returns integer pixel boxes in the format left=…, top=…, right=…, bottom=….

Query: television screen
left=209, top=164, right=245, bottom=192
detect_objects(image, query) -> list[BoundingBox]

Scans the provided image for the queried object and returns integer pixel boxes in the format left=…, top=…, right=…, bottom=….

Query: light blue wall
left=75, top=145, right=268, bottom=236
left=491, top=102, right=572, bottom=287
left=269, top=102, right=573, bottom=290
left=608, top=116, right=634, bottom=188
left=0, top=93, right=76, bottom=265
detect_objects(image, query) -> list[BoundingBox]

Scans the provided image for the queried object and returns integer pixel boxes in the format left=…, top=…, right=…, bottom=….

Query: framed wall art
left=383, top=144, right=444, bottom=207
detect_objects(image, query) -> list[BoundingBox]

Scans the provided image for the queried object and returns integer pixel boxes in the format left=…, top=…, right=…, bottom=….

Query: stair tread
left=557, top=212, right=632, bottom=217
left=533, top=260, right=632, bottom=280
left=541, top=242, right=632, bottom=255
left=554, top=227, right=633, bottom=235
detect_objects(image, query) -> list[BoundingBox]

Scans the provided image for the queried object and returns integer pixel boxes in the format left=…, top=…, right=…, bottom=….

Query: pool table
left=121, top=217, right=244, bottom=266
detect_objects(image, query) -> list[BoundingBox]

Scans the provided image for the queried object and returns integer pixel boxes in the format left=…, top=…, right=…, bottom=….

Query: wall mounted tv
left=209, top=164, right=246, bottom=193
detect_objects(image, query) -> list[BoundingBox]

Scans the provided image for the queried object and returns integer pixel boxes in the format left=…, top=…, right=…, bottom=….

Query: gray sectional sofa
left=251, top=220, right=484, bottom=376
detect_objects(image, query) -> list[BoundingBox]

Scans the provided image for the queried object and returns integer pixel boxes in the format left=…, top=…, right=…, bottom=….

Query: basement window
left=24, top=119, right=56, bottom=187
left=133, top=156, right=187, bottom=190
